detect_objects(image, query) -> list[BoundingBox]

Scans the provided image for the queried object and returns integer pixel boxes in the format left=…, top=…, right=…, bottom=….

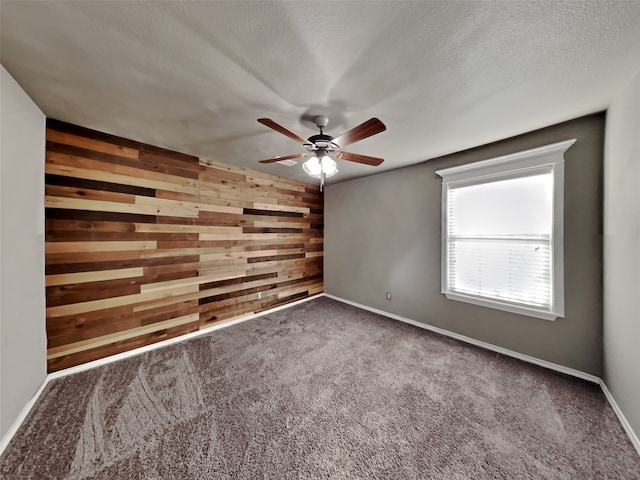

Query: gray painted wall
left=325, top=114, right=604, bottom=376
left=0, top=66, right=47, bottom=439
left=604, top=70, right=640, bottom=437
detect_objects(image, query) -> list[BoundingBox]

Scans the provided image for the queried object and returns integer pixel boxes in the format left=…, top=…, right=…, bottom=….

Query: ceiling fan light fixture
left=302, top=156, right=322, bottom=178
left=320, top=155, right=338, bottom=177
left=302, top=155, right=338, bottom=179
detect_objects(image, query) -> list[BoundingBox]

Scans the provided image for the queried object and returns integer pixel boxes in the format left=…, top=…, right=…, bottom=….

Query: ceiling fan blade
left=257, top=118, right=308, bottom=145
left=259, top=153, right=306, bottom=164
left=336, top=151, right=384, bottom=167
left=332, top=118, right=386, bottom=148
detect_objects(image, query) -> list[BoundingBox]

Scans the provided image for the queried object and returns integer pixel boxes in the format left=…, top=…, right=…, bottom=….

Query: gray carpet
left=1, top=297, right=639, bottom=479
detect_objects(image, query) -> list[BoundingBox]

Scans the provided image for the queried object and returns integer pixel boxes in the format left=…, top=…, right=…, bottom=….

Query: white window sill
left=443, top=291, right=561, bottom=321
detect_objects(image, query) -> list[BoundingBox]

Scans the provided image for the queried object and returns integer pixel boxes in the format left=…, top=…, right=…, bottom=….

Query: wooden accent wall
left=44, top=119, right=323, bottom=372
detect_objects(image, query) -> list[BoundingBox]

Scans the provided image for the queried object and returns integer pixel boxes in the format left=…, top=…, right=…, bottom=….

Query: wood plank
left=46, top=250, right=143, bottom=265
left=47, top=279, right=141, bottom=307
left=134, top=224, right=239, bottom=235
left=45, top=184, right=136, bottom=204
left=46, top=284, right=199, bottom=318
left=245, top=175, right=306, bottom=193
left=46, top=241, right=157, bottom=254
left=47, top=302, right=200, bottom=348
left=46, top=267, right=144, bottom=286
left=253, top=220, right=310, bottom=229
left=46, top=298, right=197, bottom=336
left=46, top=218, right=137, bottom=233
left=156, top=188, right=248, bottom=210
left=253, top=202, right=310, bottom=214
left=47, top=313, right=200, bottom=359
left=198, top=250, right=278, bottom=263
left=46, top=230, right=198, bottom=243
left=45, top=173, right=155, bottom=197
left=198, top=233, right=309, bottom=241
left=46, top=159, right=202, bottom=197
left=46, top=195, right=200, bottom=218
left=47, top=322, right=200, bottom=371
left=135, top=195, right=242, bottom=215
left=47, top=118, right=141, bottom=149
left=47, top=129, right=139, bottom=159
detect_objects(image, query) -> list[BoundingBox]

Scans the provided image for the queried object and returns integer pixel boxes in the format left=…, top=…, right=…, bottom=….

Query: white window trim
left=435, top=139, right=576, bottom=321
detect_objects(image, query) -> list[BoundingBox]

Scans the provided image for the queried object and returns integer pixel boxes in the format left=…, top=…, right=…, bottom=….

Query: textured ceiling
left=2, top=1, right=640, bottom=184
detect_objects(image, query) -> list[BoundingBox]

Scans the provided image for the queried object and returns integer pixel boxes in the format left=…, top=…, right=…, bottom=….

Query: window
left=436, top=139, right=575, bottom=320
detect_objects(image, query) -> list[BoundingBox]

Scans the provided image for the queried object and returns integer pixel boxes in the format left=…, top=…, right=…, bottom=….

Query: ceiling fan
left=257, top=115, right=386, bottom=189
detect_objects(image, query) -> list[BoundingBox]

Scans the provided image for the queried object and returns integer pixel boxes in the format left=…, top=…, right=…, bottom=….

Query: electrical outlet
left=257, top=292, right=262, bottom=299
left=386, top=292, right=392, bottom=300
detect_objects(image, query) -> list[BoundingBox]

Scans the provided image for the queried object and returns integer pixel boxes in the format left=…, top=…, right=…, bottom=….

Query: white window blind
left=447, top=171, right=553, bottom=309
left=436, top=139, right=575, bottom=320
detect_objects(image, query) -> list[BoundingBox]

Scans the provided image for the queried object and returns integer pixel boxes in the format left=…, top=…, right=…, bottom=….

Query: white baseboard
left=324, top=294, right=599, bottom=382
left=0, top=293, right=322, bottom=455
left=0, top=376, right=51, bottom=456
left=324, top=293, right=640, bottom=457
left=599, top=380, right=640, bottom=456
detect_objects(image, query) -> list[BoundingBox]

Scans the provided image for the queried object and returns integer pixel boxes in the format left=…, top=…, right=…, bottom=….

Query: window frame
left=435, top=139, right=576, bottom=321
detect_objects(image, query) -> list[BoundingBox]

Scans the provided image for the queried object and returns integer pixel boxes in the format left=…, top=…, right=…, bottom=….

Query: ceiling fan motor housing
left=306, top=134, right=339, bottom=153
